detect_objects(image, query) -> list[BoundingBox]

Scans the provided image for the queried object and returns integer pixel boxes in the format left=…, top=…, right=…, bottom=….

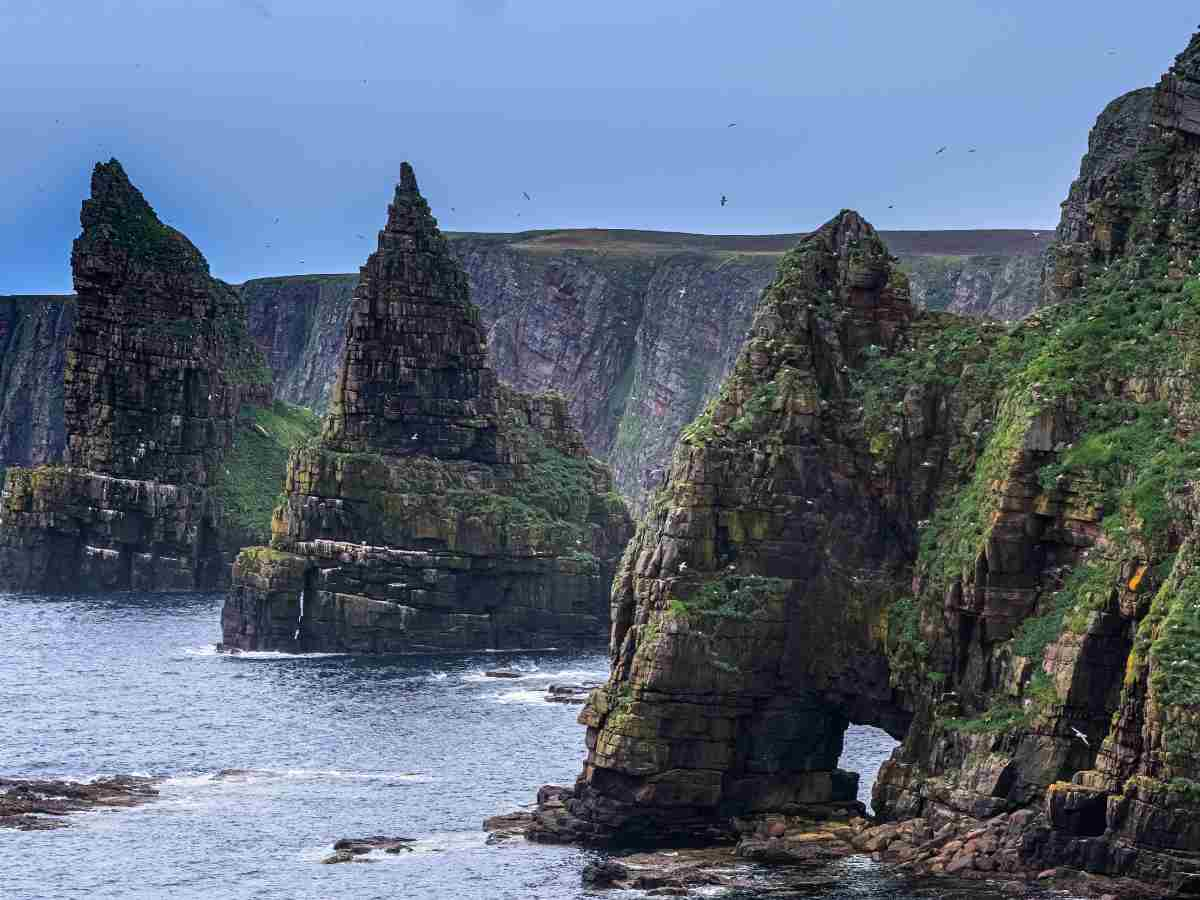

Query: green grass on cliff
left=211, top=402, right=321, bottom=544
left=868, top=254, right=1200, bottom=728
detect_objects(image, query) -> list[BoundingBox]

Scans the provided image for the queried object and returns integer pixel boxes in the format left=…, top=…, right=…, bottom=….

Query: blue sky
left=1, top=0, right=1197, bottom=293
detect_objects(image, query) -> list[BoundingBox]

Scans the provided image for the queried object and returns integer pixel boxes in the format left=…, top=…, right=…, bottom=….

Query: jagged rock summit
left=222, top=164, right=633, bottom=653
left=0, top=160, right=271, bottom=592
left=528, top=29, right=1200, bottom=896
left=322, top=162, right=499, bottom=460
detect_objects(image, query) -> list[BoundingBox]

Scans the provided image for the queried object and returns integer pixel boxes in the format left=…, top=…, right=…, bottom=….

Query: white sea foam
left=482, top=647, right=560, bottom=653
left=181, top=646, right=347, bottom=659
left=492, top=689, right=556, bottom=705
left=463, top=667, right=605, bottom=684
left=160, top=768, right=432, bottom=787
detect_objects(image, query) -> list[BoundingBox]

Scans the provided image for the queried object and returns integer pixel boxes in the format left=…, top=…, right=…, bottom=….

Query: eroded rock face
left=528, top=211, right=919, bottom=845
left=222, top=164, right=633, bottom=653
left=0, top=160, right=270, bottom=592
left=528, top=30, right=1200, bottom=893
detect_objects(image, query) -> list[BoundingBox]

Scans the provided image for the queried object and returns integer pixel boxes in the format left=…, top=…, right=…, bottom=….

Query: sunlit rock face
left=0, top=160, right=270, bottom=592
left=222, top=164, right=633, bottom=654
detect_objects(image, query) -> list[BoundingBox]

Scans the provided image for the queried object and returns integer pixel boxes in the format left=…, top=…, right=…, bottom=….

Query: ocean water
left=1, top=592, right=1063, bottom=900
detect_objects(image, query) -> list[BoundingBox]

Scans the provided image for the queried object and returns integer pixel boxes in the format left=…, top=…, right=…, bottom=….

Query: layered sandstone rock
left=529, top=210, right=921, bottom=845
left=529, top=30, right=1200, bottom=894
left=0, top=160, right=271, bottom=592
left=222, top=164, right=632, bottom=653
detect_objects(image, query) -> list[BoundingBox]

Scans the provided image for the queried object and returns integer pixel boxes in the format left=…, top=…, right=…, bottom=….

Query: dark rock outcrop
left=0, top=776, right=159, bottom=830
left=222, top=164, right=633, bottom=653
left=525, top=30, right=1200, bottom=895
left=0, top=160, right=272, bottom=592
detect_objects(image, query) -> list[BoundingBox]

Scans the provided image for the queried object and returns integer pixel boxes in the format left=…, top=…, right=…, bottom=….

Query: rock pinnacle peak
left=398, top=161, right=419, bottom=193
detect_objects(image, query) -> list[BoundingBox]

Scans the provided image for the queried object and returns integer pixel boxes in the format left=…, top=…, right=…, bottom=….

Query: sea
left=0, top=592, right=1076, bottom=899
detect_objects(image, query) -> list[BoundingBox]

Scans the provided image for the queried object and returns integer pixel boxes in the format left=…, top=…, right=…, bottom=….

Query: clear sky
left=2, top=0, right=1197, bottom=293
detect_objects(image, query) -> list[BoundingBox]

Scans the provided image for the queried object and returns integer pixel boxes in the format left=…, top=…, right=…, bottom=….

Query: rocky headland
left=517, top=30, right=1200, bottom=897
left=0, top=160, right=316, bottom=595
left=220, top=164, right=633, bottom=653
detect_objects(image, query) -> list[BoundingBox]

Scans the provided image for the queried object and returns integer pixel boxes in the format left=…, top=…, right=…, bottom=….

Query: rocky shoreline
left=0, top=776, right=159, bottom=831
left=485, top=788, right=1169, bottom=898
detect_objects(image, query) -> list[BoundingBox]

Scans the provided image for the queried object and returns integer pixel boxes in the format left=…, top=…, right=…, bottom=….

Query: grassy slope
left=211, top=401, right=321, bottom=545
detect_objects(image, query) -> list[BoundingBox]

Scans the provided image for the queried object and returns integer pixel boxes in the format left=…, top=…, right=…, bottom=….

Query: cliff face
left=530, top=32, right=1200, bottom=894
left=233, top=234, right=1048, bottom=517
left=0, top=161, right=272, bottom=592
left=2, top=233, right=1048, bottom=519
left=0, top=297, right=74, bottom=474
left=240, top=274, right=356, bottom=413
left=222, top=165, right=633, bottom=653
left=905, top=252, right=1047, bottom=320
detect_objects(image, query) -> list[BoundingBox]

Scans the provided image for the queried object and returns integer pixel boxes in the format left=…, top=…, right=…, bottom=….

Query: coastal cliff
left=0, top=161, right=274, bottom=592
left=229, top=231, right=1049, bottom=517
left=221, top=164, right=633, bottom=653
left=527, top=31, right=1200, bottom=896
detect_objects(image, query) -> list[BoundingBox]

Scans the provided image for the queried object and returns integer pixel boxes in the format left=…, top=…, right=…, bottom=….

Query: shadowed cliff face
left=530, top=31, right=1200, bottom=893
left=0, top=297, right=74, bottom=474
left=0, top=161, right=271, bottom=592
left=222, top=164, right=633, bottom=654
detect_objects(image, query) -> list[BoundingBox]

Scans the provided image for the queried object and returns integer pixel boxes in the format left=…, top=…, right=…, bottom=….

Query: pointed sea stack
left=527, top=211, right=916, bottom=846
left=0, top=160, right=271, bottom=591
left=222, top=164, right=632, bottom=653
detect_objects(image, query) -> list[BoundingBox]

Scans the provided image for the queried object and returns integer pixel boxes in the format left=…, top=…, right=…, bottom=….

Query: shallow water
left=1, top=593, right=1066, bottom=899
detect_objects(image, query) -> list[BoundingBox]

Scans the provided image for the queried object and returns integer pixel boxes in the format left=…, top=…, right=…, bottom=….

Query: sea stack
left=529, top=211, right=917, bottom=845
left=0, top=160, right=271, bottom=592
left=222, top=163, right=632, bottom=653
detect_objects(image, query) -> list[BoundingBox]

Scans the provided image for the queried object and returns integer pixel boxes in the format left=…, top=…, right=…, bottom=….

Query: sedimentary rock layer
left=531, top=30, right=1200, bottom=894
left=0, top=161, right=271, bottom=592
left=222, top=164, right=632, bottom=653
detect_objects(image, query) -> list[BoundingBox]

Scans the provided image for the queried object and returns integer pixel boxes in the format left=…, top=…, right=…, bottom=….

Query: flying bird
left=727, top=122, right=738, bottom=128
left=721, top=195, right=728, bottom=207
left=888, top=204, right=894, bottom=209
left=522, top=191, right=531, bottom=201
left=936, top=146, right=947, bottom=155
left=969, top=148, right=977, bottom=153
left=1070, top=726, right=1090, bottom=747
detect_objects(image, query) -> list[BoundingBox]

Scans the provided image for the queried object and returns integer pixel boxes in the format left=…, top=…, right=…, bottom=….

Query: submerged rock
left=222, top=163, right=633, bottom=653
